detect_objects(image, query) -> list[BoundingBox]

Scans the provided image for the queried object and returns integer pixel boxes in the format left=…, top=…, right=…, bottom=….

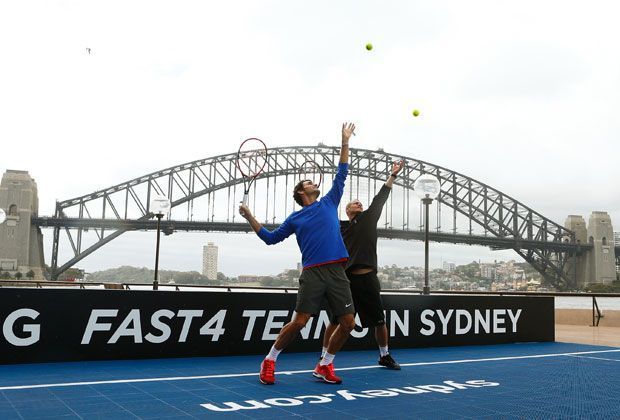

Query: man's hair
left=346, top=199, right=361, bottom=214
left=293, top=180, right=308, bottom=206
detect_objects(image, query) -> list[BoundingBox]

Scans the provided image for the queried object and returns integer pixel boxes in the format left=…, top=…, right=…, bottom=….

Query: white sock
left=379, top=346, right=389, bottom=357
left=266, top=345, right=281, bottom=361
left=320, top=352, right=335, bottom=366
left=321, top=347, right=328, bottom=358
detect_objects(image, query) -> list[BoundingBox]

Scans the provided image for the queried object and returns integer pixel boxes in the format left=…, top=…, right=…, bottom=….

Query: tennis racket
left=298, top=160, right=324, bottom=188
left=236, top=138, right=268, bottom=213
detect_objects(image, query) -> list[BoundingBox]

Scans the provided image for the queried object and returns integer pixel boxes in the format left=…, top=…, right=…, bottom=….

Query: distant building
left=202, top=242, right=218, bottom=280
left=480, top=263, right=496, bottom=280
left=442, top=262, right=456, bottom=272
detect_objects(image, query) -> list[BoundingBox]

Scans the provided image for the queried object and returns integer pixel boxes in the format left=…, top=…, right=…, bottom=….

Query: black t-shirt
left=341, top=184, right=391, bottom=273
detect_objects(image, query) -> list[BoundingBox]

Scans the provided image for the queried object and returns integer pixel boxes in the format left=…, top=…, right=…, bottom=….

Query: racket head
left=236, top=138, right=267, bottom=179
left=298, top=160, right=324, bottom=188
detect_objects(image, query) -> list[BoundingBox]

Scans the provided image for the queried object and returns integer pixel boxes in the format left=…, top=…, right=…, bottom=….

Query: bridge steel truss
left=42, top=146, right=583, bottom=289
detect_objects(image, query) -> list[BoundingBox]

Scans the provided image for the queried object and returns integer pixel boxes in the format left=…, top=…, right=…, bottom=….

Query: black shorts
left=331, top=271, right=385, bottom=328
left=296, top=263, right=355, bottom=317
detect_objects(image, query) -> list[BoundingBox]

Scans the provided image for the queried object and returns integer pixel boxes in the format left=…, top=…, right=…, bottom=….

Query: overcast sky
left=1, top=1, right=619, bottom=277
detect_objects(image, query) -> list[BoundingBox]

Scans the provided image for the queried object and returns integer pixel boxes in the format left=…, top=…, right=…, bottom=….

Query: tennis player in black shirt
left=322, top=159, right=405, bottom=369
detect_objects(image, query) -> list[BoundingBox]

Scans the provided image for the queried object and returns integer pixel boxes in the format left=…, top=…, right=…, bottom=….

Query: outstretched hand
left=239, top=203, right=253, bottom=219
left=392, top=160, right=405, bottom=175
left=342, top=122, right=356, bottom=143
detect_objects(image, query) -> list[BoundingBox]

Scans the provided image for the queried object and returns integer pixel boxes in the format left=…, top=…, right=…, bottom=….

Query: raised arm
left=385, top=159, right=404, bottom=188
left=323, top=122, right=355, bottom=206
left=367, top=160, right=405, bottom=221
left=239, top=204, right=293, bottom=245
left=340, top=122, right=355, bottom=164
left=239, top=204, right=263, bottom=233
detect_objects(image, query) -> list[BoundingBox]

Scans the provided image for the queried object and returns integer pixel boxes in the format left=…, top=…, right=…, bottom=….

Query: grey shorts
left=329, top=271, right=385, bottom=328
left=296, top=263, right=355, bottom=317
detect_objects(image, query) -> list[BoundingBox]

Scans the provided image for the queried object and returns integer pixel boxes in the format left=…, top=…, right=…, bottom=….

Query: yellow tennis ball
left=365, top=43, right=373, bottom=51
left=412, top=109, right=420, bottom=117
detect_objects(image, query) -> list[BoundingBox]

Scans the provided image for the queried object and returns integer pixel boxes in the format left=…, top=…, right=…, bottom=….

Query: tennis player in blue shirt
left=239, top=122, right=356, bottom=385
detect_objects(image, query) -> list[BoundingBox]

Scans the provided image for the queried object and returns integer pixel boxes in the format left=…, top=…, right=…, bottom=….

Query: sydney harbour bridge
left=4, top=145, right=610, bottom=291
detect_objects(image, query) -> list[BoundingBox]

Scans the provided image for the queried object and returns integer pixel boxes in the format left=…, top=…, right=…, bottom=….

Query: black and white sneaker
left=378, top=354, right=401, bottom=370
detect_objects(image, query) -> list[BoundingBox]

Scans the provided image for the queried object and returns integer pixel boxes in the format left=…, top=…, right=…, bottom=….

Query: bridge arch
left=41, top=146, right=579, bottom=288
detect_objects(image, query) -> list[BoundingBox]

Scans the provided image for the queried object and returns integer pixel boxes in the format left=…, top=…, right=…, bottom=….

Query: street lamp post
left=414, top=174, right=441, bottom=295
left=151, top=196, right=171, bottom=291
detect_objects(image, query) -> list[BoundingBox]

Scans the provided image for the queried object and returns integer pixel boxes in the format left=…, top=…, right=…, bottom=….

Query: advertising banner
left=0, top=288, right=554, bottom=364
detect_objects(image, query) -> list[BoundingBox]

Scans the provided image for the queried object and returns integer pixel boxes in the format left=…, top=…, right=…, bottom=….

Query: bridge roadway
left=32, top=217, right=594, bottom=253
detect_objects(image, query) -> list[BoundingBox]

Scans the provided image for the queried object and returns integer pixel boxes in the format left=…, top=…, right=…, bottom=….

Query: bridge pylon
left=565, top=212, right=617, bottom=287
left=564, top=215, right=587, bottom=288
left=0, top=170, right=45, bottom=279
left=585, top=211, right=616, bottom=285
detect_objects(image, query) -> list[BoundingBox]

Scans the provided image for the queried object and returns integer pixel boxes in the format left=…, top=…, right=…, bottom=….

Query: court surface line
left=1, top=348, right=618, bottom=391
left=567, top=354, right=620, bottom=362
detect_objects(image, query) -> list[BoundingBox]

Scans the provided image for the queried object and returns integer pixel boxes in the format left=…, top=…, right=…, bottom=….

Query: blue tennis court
left=1, top=342, right=618, bottom=419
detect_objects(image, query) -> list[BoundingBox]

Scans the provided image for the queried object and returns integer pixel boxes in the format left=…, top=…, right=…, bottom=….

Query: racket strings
left=238, top=149, right=266, bottom=178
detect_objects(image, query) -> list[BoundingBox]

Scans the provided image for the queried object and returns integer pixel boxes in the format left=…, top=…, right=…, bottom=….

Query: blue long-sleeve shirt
left=257, top=162, right=349, bottom=268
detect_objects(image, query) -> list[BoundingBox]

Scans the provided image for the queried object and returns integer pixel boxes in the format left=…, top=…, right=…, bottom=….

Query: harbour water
left=555, top=296, right=620, bottom=310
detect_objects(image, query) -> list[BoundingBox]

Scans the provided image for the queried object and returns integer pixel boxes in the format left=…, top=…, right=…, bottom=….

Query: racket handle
left=240, top=193, right=249, bottom=216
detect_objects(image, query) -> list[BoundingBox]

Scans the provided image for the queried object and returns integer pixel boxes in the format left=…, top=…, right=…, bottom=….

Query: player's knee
left=339, top=314, right=356, bottom=332
left=292, top=319, right=308, bottom=330
left=292, top=313, right=311, bottom=329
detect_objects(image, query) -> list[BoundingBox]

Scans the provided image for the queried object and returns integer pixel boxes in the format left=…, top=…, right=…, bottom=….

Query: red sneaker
left=259, top=359, right=276, bottom=385
left=312, top=362, right=342, bottom=384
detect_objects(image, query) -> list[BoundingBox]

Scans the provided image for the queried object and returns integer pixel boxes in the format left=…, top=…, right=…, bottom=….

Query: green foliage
left=260, top=276, right=298, bottom=288
left=58, top=268, right=84, bottom=281
left=14, top=272, right=22, bottom=280
left=584, top=281, right=620, bottom=293
left=0, top=271, right=12, bottom=279
left=455, top=261, right=483, bottom=281
left=26, top=270, right=35, bottom=280
left=88, top=266, right=217, bottom=285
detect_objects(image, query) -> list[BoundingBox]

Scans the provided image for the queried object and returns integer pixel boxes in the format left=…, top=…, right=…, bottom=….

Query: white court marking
left=567, top=354, right=620, bottom=363
left=1, top=349, right=619, bottom=391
